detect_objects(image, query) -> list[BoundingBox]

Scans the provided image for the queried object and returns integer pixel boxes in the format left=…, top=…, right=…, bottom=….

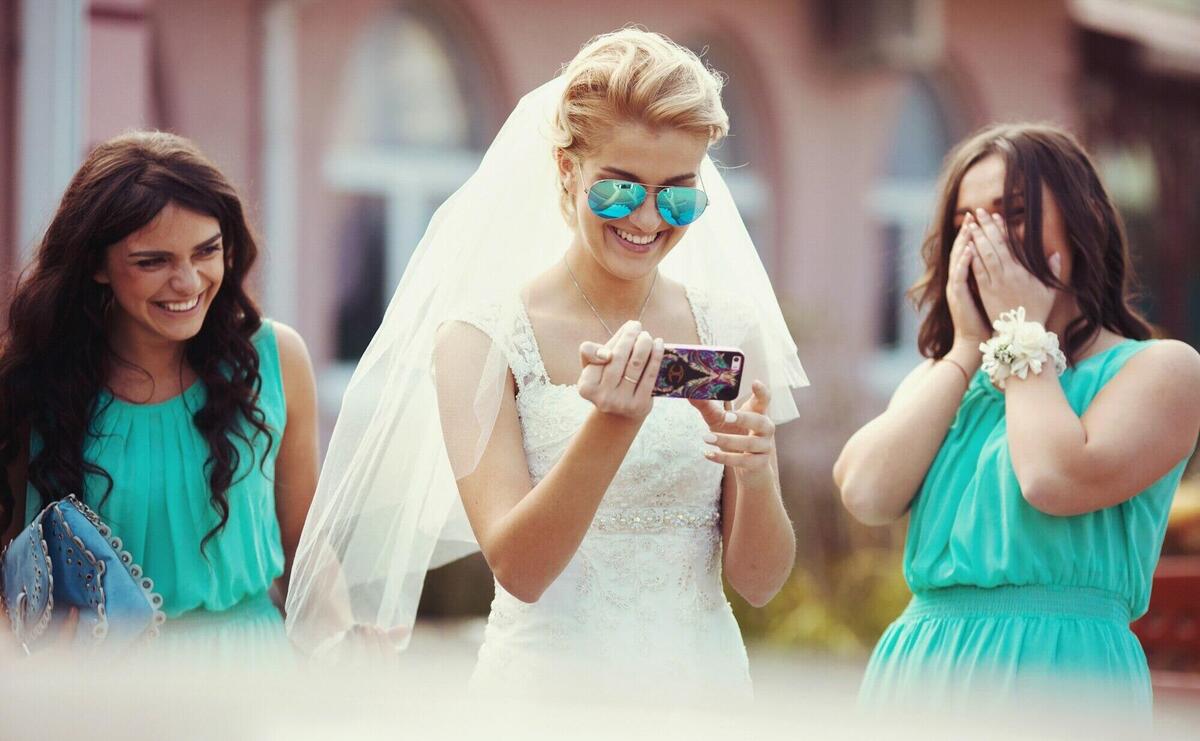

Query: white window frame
left=317, top=147, right=480, bottom=418
left=866, top=179, right=936, bottom=397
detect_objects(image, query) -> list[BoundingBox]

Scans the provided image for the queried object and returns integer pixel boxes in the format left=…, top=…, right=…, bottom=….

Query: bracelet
left=938, top=357, right=971, bottom=386
left=978, top=307, right=1067, bottom=389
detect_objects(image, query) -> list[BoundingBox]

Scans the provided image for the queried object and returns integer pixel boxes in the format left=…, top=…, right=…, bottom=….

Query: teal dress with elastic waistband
left=860, top=339, right=1191, bottom=712
left=26, top=321, right=288, bottom=661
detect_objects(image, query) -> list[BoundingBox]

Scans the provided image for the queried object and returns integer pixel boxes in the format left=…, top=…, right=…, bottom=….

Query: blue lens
left=587, top=180, right=647, bottom=219
left=657, top=187, right=708, bottom=226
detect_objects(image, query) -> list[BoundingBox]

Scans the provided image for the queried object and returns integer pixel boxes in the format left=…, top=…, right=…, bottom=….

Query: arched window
left=326, top=4, right=488, bottom=361
left=868, top=77, right=954, bottom=392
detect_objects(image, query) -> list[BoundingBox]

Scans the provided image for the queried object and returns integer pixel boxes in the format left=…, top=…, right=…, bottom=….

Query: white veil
left=284, top=77, right=809, bottom=659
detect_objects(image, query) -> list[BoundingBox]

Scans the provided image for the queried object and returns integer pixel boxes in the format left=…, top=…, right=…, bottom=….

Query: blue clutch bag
left=1, top=494, right=165, bottom=652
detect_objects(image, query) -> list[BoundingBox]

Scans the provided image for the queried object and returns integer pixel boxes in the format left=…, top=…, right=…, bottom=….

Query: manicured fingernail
left=724, top=412, right=737, bottom=424
left=597, top=348, right=611, bottom=360
left=992, top=213, right=1002, bottom=222
left=703, top=450, right=717, bottom=459
left=703, top=433, right=717, bottom=443
left=655, top=337, right=663, bottom=350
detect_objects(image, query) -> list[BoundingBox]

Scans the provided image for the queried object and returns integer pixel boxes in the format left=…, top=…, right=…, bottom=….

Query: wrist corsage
left=979, top=307, right=1067, bottom=389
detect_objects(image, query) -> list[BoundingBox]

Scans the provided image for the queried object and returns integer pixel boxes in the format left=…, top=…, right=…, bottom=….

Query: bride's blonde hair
left=552, top=28, right=728, bottom=216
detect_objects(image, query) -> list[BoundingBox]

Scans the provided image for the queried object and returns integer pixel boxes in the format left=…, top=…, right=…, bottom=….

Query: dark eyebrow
left=600, top=166, right=697, bottom=186
left=127, top=233, right=222, bottom=259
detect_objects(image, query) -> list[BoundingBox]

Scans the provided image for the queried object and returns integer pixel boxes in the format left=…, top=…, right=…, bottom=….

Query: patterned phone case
left=652, top=344, right=744, bottom=401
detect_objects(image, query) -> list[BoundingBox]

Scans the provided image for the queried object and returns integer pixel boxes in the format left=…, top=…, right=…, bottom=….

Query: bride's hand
left=691, top=381, right=777, bottom=483
left=578, top=320, right=664, bottom=420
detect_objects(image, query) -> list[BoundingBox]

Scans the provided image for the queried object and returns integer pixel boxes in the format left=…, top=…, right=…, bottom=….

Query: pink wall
left=456, top=0, right=1078, bottom=366
left=88, top=0, right=153, bottom=146
left=57, top=0, right=1081, bottom=423
left=150, top=0, right=264, bottom=297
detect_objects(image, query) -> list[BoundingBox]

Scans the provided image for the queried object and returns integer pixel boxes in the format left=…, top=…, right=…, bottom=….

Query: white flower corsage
left=979, top=307, right=1067, bottom=389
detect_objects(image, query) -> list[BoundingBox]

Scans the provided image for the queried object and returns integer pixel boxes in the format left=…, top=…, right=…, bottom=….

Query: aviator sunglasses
left=585, top=177, right=709, bottom=227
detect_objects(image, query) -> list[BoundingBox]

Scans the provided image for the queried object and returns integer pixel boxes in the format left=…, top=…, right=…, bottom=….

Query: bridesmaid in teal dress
left=835, top=124, right=1200, bottom=714
left=0, top=131, right=319, bottom=660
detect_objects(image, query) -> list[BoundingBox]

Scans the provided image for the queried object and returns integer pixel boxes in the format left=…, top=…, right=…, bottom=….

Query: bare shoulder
left=270, top=321, right=312, bottom=366
left=269, top=321, right=316, bottom=387
left=267, top=321, right=317, bottom=414
left=435, top=317, right=496, bottom=356
left=1120, top=339, right=1200, bottom=397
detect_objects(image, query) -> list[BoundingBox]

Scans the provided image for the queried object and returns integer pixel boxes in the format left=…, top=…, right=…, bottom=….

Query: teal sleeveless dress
left=26, top=321, right=288, bottom=661
left=860, top=340, right=1191, bottom=712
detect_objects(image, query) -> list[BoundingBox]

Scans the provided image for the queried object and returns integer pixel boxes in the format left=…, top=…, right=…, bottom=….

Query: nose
left=170, top=262, right=203, bottom=294
left=627, top=191, right=664, bottom=233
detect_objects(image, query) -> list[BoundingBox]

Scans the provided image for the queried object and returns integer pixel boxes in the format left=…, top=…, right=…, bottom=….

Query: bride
left=285, top=28, right=808, bottom=702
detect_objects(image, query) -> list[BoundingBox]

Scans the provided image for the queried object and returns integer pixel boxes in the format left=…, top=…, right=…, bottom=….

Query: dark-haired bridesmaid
left=0, top=131, right=319, bottom=659
left=835, top=123, right=1200, bottom=713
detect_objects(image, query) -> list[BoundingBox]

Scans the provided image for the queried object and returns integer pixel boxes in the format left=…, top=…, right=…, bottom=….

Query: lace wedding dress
left=456, top=286, right=753, bottom=704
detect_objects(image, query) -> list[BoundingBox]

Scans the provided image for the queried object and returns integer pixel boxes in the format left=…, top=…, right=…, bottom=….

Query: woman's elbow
left=1019, top=473, right=1085, bottom=517
left=739, top=587, right=777, bottom=609
left=491, top=563, right=547, bottom=604
left=731, top=572, right=787, bottom=609
left=838, top=475, right=905, bottom=526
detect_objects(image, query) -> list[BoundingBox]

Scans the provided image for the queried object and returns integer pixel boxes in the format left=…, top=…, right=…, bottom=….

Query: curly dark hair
left=0, top=131, right=273, bottom=549
left=911, top=123, right=1153, bottom=364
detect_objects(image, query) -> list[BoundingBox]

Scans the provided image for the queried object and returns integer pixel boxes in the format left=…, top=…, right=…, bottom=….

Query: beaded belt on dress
left=590, top=505, right=719, bottom=533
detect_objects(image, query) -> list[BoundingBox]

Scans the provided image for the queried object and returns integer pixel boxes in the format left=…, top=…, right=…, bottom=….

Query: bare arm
left=271, top=322, right=321, bottom=599
left=834, top=349, right=978, bottom=526
left=698, top=382, right=795, bottom=607
left=964, top=210, right=1200, bottom=515
left=835, top=214, right=989, bottom=526
left=1005, top=340, right=1200, bottom=515
left=435, top=319, right=664, bottom=603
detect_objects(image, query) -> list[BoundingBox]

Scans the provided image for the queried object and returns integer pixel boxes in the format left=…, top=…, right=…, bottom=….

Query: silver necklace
left=564, top=258, right=657, bottom=337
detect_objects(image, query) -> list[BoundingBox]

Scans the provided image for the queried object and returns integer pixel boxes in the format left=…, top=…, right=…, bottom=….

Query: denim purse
left=1, top=494, right=165, bottom=652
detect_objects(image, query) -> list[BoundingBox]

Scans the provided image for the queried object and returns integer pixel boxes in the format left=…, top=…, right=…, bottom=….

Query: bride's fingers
left=618, top=331, right=654, bottom=389
left=689, top=399, right=729, bottom=428
left=599, top=321, right=642, bottom=387
left=744, top=380, right=771, bottom=415
left=722, top=410, right=775, bottom=438
left=634, top=337, right=664, bottom=397
left=703, top=448, right=771, bottom=469
left=703, top=432, right=772, bottom=454
left=578, top=341, right=612, bottom=368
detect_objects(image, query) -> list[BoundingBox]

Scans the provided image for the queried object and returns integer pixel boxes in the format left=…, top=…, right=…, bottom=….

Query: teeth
left=160, top=296, right=199, bottom=312
left=615, top=228, right=657, bottom=245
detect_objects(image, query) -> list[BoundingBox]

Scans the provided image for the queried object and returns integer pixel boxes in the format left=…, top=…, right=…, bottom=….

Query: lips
left=154, top=295, right=201, bottom=313
left=609, top=225, right=662, bottom=254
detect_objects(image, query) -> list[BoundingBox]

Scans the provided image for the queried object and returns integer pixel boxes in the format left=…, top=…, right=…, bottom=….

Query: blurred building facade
left=1, top=0, right=1199, bottom=616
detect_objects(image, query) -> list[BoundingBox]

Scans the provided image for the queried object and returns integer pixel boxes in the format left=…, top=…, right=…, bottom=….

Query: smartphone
left=652, top=344, right=744, bottom=401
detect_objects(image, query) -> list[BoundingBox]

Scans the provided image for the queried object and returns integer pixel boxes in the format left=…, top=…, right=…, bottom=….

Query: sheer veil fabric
left=284, top=77, right=808, bottom=659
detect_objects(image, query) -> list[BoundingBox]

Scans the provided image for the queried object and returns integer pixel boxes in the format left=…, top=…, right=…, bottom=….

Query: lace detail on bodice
left=466, top=285, right=752, bottom=701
